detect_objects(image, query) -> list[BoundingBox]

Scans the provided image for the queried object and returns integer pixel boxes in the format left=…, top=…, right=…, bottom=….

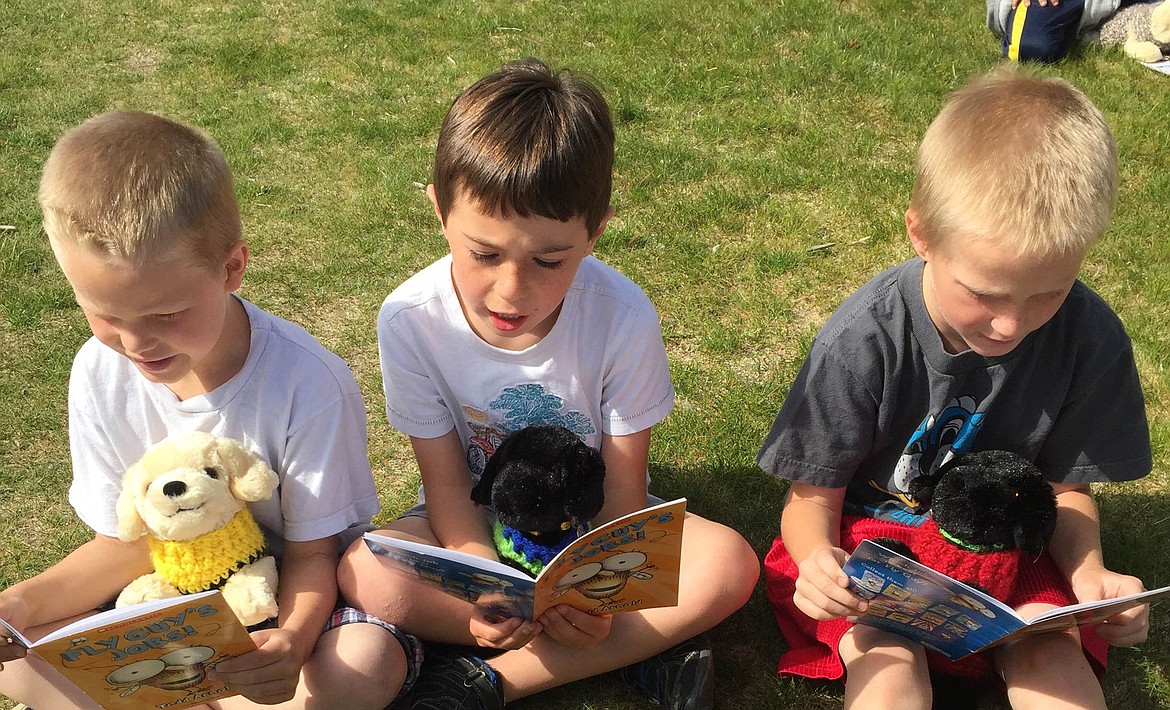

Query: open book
left=364, top=497, right=686, bottom=621
left=0, top=590, right=256, bottom=709
left=842, top=539, right=1170, bottom=660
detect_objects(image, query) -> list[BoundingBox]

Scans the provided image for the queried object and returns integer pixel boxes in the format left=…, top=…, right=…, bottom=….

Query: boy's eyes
left=469, top=251, right=564, bottom=270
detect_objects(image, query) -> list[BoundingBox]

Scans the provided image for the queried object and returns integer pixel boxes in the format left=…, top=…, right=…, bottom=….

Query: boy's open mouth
left=489, top=311, right=527, bottom=332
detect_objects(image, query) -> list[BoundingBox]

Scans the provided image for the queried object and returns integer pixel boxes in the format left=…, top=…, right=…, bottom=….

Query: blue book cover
left=843, top=539, right=1170, bottom=660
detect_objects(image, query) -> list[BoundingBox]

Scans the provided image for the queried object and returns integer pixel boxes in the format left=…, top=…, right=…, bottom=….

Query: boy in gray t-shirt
left=759, top=67, right=1152, bottom=709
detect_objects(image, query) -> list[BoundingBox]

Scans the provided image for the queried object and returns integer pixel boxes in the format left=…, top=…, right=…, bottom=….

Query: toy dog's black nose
left=163, top=481, right=187, bottom=498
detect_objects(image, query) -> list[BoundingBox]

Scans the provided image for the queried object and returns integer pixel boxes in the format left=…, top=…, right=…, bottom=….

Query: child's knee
left=997, top=626, right=1087, bottom=678
left=685, top=519, right=760, bottom=611
left=305, top=624, right=410, bottom=710
left=839, top=625, right=926, bottom=666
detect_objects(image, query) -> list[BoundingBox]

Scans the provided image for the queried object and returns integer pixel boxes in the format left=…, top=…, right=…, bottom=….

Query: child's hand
left=793, top=546, right=868, bottom=621
left=209, top=627, right=307, bottom=704
left=0, top=593, right=30, bottom=669
left=469, top=605, right=542, bottom=650
left=1071, top=567, right=1150, bottom=646
left=0, top=633, right=27, bottom=669
left=538, top=605, right=612, bottom=648
left=1012, top=0, right=1059, bottom=8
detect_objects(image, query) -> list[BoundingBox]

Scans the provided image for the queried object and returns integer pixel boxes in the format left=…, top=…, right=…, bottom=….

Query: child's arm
left=782, top=482, right=869, bottom=621
left=211, top=537, right=339, bottom=704
left=0, top=534, right=151, bottom=633
left=596, top=429, right=653, bottom=523
left=1047, top=483, right=1149, bottom=646
left=412, top=431, right=497, bottom=560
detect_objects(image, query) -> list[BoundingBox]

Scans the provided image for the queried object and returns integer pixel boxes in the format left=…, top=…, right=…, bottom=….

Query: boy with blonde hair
left=338, top=58, right=760, bottom=710
left=760, top=67, right=1152, bottom=709
left=0, top=111, right=419, bottom=709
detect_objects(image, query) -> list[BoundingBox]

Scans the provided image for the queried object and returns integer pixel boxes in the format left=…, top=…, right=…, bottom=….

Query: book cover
left=1, top=590, right=256, bottom=709
left=364, top=497, right=687, bottom=621
left=843, top=539, right=1170, bottom=660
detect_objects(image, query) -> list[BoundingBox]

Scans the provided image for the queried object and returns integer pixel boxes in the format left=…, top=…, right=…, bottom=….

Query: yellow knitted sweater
left=148, top=509, right=268, bottom=594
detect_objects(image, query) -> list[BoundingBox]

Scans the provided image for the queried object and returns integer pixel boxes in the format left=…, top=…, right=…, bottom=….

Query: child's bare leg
left=338, top=515, right=495, bottom=643
left=996, top=604, right=1105, bottom=710
left=838, top=625, right=931, bottom=710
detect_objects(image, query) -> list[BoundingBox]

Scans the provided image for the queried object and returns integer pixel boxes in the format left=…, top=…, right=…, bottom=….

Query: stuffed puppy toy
left=470, top=424, right=606, bottom=576
left=116, top=431, right=280, bottom=627
left=873, top=449, right=1058, bottom=677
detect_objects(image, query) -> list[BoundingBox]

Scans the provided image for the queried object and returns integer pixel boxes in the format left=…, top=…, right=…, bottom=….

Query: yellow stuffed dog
left=116, top=431, right=279, bottom=626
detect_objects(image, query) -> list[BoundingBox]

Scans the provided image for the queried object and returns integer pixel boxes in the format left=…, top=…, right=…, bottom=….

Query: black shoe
left=617, top=636, right=714, bottom=710
left=400, top=646, right=505, bottom=710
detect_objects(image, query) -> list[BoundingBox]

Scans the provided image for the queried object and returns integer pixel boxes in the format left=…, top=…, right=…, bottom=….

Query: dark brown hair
left=432, top=58, right=615, bottom=235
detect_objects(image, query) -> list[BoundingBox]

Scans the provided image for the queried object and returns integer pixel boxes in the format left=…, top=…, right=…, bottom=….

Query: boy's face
left=50, top=237, right=249, bottom=398
left=430, top=186, right=611, bottom=351
left=907, top=209, right=1083, bottom=357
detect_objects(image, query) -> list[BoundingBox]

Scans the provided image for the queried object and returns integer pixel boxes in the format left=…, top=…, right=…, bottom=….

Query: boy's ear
left=426, top=184, right=445, bottom=225
left=224, top=240, right=249, bottom=291
left=587, top=206, right=615, bottom=249
left=905, top=208, right=931, bottom=261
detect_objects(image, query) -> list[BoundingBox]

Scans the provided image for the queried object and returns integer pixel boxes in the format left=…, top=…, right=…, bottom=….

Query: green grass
left=3, top=1, right=1170, bottom=708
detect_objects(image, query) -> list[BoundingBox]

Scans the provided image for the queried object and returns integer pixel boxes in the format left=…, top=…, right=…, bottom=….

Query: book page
left=993, top=584, right=1170, bottom=642
left=533, top=498, right=686, bottom=619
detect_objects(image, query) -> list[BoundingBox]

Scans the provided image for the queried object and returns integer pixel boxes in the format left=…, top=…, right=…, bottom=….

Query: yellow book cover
left=1, top=590, right=256, bottom=709
left=365, top=497, right=687, bottom=621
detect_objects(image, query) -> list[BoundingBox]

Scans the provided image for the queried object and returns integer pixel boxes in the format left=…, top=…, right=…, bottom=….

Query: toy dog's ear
left=908, top=465, right=948, bottom=511
left=215, top=439, right=279, bottom=502
left=472, top=433, right=518, bottom=506
left=116, top=462, right=148, bottom=541
left=562, top=439, right=606, bottom=527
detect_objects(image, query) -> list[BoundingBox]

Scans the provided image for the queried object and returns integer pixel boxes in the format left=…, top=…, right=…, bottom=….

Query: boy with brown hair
left=0, top=110, right=418, bottom=709
left=338, top=58, right=760, bottom=710
left=760, top=66, right=1153, bottom=709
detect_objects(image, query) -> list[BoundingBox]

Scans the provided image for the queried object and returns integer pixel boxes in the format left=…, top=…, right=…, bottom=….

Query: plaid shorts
left=325, top=606, right=424, bottom=702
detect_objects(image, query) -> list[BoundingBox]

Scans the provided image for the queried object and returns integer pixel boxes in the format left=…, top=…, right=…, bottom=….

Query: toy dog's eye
left=204, top=467, right=219, bottom=479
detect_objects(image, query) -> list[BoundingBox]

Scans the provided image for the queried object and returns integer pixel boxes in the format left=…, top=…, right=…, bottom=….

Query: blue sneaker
left=617, top=637, right=714, bottom=710
left=399, top=646, right=505, bottom=710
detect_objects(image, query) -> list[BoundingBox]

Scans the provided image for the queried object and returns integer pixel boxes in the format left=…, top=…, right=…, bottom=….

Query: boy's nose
left=117, top=325, right=157, bottom=354
left=991, top=310, right=1025, bottom=339
left=494, top=263, right=527, bottom=303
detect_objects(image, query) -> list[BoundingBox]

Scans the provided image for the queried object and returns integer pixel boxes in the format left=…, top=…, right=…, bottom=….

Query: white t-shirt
left=378, top=254, right=675, bottom=491
left=68, top=296, right=380, bottom=556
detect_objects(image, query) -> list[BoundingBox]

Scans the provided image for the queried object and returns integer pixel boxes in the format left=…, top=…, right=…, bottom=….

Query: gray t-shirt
left=757, top=259, right=1151, bottom=524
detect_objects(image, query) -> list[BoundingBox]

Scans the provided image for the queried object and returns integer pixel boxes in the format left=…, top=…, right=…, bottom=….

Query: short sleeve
left=1035, top=344, right=1152, bottom=484
left=756, top=342, right=879, bottom=488
left=600, top=300, right=675, bottom=436
left=378, top=301, right=456, bottom=439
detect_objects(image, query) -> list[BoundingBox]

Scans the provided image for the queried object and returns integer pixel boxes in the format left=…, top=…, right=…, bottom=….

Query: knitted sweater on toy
left=148, top=510, right=268, bottom=594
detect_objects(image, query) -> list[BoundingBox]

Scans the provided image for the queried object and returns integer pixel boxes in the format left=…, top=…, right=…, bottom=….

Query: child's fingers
left=794, top=573, right=866, bottom=620
left=1097, top=604, right=1150, bottom=646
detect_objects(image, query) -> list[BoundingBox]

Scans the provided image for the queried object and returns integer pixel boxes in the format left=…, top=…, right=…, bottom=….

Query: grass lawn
left=2, top=1, right=1169, bottom=707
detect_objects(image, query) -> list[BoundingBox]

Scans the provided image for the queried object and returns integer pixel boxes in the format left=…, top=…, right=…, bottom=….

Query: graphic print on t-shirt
left=885, top=396, right=985, bottom=509
left=462, top=384, right=597, bottom=476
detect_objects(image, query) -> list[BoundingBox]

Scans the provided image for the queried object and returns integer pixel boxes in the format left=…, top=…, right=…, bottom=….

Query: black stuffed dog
left=470, top=425, right=606, bottom=576
left=878, top=449, right=1057, bottom=602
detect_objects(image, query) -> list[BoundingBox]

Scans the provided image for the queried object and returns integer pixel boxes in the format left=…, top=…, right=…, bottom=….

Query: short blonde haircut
left=911, top=66, right=1117, bottom=258
left=38, top=111, right=241, bottom=268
